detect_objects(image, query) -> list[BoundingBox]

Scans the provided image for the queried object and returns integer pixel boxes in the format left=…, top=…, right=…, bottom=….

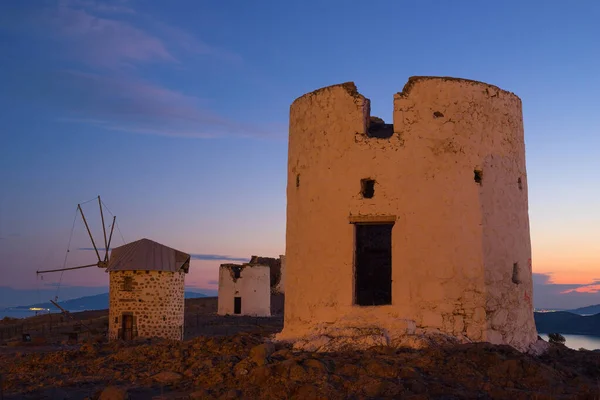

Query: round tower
left=277, top=76, right=538, bottom=352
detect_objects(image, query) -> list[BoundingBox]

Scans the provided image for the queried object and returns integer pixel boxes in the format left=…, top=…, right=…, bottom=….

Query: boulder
left=99, top=386, right=128, bottom=400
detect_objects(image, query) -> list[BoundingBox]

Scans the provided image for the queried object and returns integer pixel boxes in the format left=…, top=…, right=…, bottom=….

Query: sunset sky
left=1, top=0, right=599, bottom=309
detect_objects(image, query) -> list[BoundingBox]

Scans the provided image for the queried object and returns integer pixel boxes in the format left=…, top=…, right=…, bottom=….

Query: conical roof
left=107, top=238, right=190, bottom=273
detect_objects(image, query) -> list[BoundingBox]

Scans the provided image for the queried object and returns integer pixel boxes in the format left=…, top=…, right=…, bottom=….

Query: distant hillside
left=534, top=311, right=600, bottom=335
left=567, top=304, right=600, bottom=315
left=11, top=291, right=208, bottom=312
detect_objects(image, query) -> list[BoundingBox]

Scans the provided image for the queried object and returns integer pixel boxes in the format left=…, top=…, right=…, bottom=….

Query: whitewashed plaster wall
left=277, top=76, right=538, bottom=352
left=218, top=264, right=271, bottom=317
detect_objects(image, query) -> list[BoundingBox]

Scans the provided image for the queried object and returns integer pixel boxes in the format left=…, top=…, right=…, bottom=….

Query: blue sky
left=1, top=0, right=599, bottom=309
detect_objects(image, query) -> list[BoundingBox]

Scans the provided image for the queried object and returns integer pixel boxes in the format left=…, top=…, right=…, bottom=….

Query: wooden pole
left=78, top=204, right=101, bottom=263
left=36, top=263, right=98, bottom=274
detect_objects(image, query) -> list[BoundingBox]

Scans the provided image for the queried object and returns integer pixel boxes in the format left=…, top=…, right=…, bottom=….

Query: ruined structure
left=276, top=76, right=539, bottom=352
left=107, top=238, right=190, bottom=341
left=217, top=255, right=285, bottom=316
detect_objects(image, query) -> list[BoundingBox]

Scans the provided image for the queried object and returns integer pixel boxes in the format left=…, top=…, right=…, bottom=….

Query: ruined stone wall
left=218, top=264, right=271, bottom=317
left=277, top=255, right=286, bottom=294
left=278, top=77, right=537, bottom=351
left=108, top=270, right=185, bottom=341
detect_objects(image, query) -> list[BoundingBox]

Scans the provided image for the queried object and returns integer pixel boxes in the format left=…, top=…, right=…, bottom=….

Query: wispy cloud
left=51, top=70, right=283, bottom=139
left=26, top=0, right=241, bottom=70
left=47, top=1, right=175, bottom=69
left=79, top=247, right=249, bottom=263
left=190, top=254, right=250, bottom=263
left=560, top=280, right=600, bottom=294
left=0, top=1, right=280, bottom=139
left=66, top=0, right=136, bottom=15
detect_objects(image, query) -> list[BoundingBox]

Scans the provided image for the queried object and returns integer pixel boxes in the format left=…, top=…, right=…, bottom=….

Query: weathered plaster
left=108, top=270, right=185, bottom=341
left=277, top=76, right=538, bottom=352
left=218, top=264, right=271, bottom=317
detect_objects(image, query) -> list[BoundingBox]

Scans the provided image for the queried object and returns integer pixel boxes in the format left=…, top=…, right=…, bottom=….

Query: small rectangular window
left=122, top=276, right=133, bottom=291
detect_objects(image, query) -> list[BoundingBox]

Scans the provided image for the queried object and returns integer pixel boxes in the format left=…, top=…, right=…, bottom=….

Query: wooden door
left=234, top=297, right=242, bottom=315
left=122, top=314, right=134, bottom=340
left=354, top=223, right=393, bottom=306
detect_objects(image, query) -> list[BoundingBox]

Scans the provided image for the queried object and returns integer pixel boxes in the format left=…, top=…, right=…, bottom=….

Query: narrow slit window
left=518, top=177, right=523, bottom=190
left=512, top=263, right=521, bottom=284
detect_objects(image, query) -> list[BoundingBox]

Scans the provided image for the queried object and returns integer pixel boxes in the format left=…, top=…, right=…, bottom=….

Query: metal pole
left=98, top=196, right=109, bottom=262
left=78, top=204, right=101, bottom=263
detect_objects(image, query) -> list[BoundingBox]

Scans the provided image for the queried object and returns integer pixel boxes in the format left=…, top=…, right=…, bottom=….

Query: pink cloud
left=560, top=282, right=600, bottom=294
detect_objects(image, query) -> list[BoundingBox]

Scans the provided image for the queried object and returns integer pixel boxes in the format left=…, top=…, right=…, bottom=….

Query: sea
left=539, top=333, right=600, bottom=351
left=0, top=309, right=63, bottom=320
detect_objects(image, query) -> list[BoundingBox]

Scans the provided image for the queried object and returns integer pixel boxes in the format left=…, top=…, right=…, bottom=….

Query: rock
left=294, top=384, right=322, bottom=399
left=99, top=386, right=129, bottom=400
left=151, top=371, right=183, bottom=384
left=365, top=359, right=396, bottom=378
left=189, top=390, right=211, bottom=399
left=249, top=342, right=275, bottom=366
left=223, top=389, right=241, bottom=399
left=289, top=362, right=308, bottom=382
left=527, top=339, right=550, bottom=356
left=249, top=365, right=271, bottom=384
left=303, top=358, right=328, bottom=373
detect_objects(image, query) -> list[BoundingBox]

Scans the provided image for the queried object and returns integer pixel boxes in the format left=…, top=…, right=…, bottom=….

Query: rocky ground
left=1, top=327, right=600, bottom=400
left=1, top=297, right=599, bottom=399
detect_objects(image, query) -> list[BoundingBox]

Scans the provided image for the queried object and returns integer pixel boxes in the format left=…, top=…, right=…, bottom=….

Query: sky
left=0, top=0, right=599, bottom=309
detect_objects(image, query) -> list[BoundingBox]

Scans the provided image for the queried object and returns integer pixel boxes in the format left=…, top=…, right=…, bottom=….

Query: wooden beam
left=36, top=263, right=98, bottom=274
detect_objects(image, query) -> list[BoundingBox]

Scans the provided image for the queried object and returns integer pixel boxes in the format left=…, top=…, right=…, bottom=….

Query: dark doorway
left=354, top=223, right=393, bottom=306
left=234, top=297, right=242, bottom=314
left=121, top=314, right=134, bottom=340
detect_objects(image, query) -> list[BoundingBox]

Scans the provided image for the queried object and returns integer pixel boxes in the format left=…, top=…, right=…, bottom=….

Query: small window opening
left=354, top=223, right=393, bottom=306
left=296, top=174, right=300, bottom=188
left=433, top=111, right=444, bottom=118
left=361, top=179, right=375, bottom=199
left=518, top=177, right=523, bottom=190
left=367, top=116, right=394, bottom=139
left=232, top=267, right=242, bottom=279
left=122, top=276, right=133, bottom=291
left=474, top=169, right=483, bottom=185
left=512, top=263, right=521, bottom=284
left=234, top=297, right=242, bottom=314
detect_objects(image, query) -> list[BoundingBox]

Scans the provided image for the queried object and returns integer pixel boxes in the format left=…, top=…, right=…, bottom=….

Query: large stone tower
left=277, top=76, right=538, bottom=352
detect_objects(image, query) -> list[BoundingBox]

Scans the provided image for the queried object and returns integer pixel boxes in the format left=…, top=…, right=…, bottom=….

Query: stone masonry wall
left=108, top=270, right=185, bottom=341
left=277, top=77, right=538, bottom=352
